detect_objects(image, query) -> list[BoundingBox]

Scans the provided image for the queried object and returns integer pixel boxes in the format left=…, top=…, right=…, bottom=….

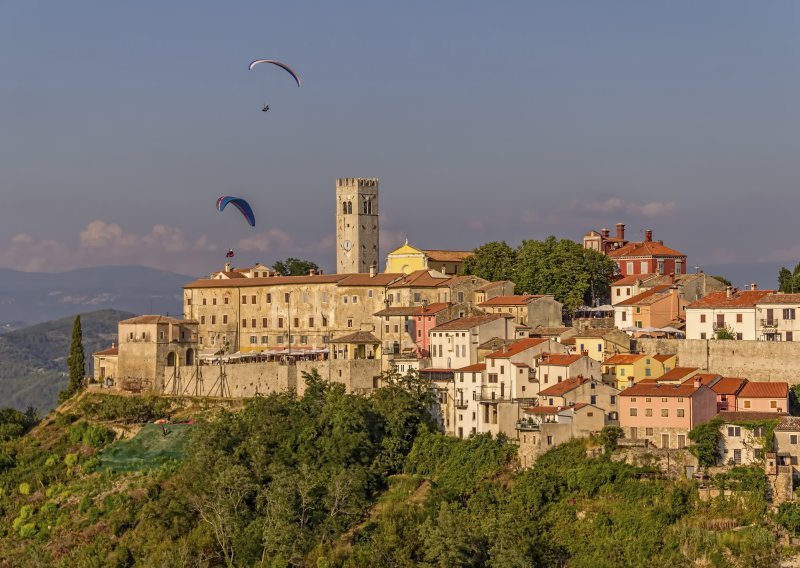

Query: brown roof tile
left=374, top=306, right=420, bottom=317
left=431, top=314, right=507, bottom=332
left=776, top=416, right=800, bottom=432
left=479, top=295, right=548, bottom=307
left=422, top=250, right=474, bottom=263
left=120, top=315, right=196, bottom=325
left=617, top=285, right=674, bottom=307
left=687, top=289, right=776, bottom=309
left=329, top=331, right=380, bottom=344
left=619, top=382, right=703, bottom=397
left=739, top=382, right=788, bottom=399
left=485, top=338, right=548, bottom=358
left=338, top=273, right=405, bottom=286
left=655, top=367, right=699, bottom=382
left=475, top=281, right=513, bottom=292
left=539, top=377, right=590, bottom=396
left=604, top=353, right=646, bottom=365
left=653, top=354, right=676, bottom=362
left=757, top=293, right=800, bottom=305
left=418, top=302, right=450, bottom=315
left=388, top=270, right=453, bottom=288
left=608, top=240, right=686, bottom=259
left=710, top=377, right=748, bottom=395
left=539, top=354, right=584, bottom=367
left=93, top=346, right=118, bottom=356
left=456, top=363, right=486, bottom=372
left=719, top=411, right=786, bottom=422
left=185, top=274, right=348, bottom=289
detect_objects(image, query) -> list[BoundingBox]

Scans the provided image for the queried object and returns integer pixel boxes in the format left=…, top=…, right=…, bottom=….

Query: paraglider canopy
left=248, top=59, right=302, bottom=86
left=217, top=196, right=255, bottom=227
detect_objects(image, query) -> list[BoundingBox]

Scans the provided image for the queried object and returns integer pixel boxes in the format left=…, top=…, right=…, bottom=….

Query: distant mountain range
left=0, top=309, right=135, bottom=412
left=0, top=266, right=194, bottom=325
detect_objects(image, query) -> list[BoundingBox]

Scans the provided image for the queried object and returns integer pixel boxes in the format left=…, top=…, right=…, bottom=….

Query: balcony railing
left=473, top=387, right=512, bottom=402
left=712, top=323, right=726, bottom=331
left=454, top=398, right=469, bottom=409
left=760, top=319, right=777, bottom=328
left=516, top=420, right=541, bottom=431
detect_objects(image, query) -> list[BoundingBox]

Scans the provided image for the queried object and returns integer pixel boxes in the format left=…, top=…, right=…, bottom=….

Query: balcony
left=760, top=319, right=778, bottom=329
left=516, top=419, right=541, bottom=431
left=454, top=398, right=469, bottom=409
left=474, top=386, right=511, bottom=403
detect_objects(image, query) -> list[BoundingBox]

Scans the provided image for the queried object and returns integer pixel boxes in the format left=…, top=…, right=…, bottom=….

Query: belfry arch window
left=347, top=201, right=352, bottom=214
left=167, top=352, right=177, bottom=367
left=342, top=201, right=348, bottom=215
left=185, top=348, right=194, bottom=366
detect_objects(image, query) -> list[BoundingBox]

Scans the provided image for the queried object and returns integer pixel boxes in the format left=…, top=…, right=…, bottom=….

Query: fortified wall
left=159, top=359, right=380, bottom=399
left=636, top=338, right=800, bottom=383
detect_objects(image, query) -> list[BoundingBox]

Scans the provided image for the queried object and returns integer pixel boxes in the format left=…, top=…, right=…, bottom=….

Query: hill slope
left=0, top=265, right=192, bottom=324
left=0, top=309, right=134, bottom=412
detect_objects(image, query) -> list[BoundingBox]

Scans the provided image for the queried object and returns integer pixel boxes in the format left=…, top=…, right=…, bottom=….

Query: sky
left=3, top=1, right=800, bottom=278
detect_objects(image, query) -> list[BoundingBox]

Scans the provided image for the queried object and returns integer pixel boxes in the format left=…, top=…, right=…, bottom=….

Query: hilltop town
left=85, top=177, right=800, bottom=503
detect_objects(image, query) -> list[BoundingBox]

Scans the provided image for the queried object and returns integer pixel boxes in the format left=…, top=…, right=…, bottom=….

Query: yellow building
left=572, top=328, right=631, bottom=362
left=385, top=241, right=473, bottom=275
left=603, top=354, right=666, bottom=389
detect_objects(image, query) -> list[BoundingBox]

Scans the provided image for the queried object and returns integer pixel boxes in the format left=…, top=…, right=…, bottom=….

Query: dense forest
left=0, top=371, right=795, bottom=567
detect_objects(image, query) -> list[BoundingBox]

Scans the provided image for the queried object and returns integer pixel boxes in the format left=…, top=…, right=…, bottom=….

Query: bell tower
left=336, top=178, right=379, bottom=274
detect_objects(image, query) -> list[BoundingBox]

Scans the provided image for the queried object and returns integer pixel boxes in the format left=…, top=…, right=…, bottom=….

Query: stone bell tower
left=336, top=178, right=379, bottom=274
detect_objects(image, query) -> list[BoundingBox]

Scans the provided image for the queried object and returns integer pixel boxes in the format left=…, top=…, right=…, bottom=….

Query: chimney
left=369, top=261, right=377, bottom=278
left=750, top=282, right=757, bottom=291
left=308, top=268, right=316, bottom=276
left=628, top=377, right=634, bottom=389
left=224, top=262, right=231, bottom=272
left=693, top=377, right=701, bottom=389
left=726, top=285, right=733, bottom=299
left=645, top=229, right=653, bottom=242
left=601, top=228, right=610, bottom=238
left=616, top=222, right=625, bottom=240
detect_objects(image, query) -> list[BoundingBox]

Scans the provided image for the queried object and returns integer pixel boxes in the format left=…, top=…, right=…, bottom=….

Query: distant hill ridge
left=0, top=309, right=135, bottom=412
left=0, top=265, right=194, bottom=324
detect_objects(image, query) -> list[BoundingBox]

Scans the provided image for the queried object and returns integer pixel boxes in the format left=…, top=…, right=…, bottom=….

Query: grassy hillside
left=0, top=374, right=797, bottom=567
left=0, top=309, right=134, bottom=412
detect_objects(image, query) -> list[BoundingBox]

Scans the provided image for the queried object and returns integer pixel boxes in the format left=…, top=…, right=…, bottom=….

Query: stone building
left=538, top=376, right=620, bottom=422
left=517, top=404, right=607, bottom=467
left=92, top=345, right=118, bottom=386
left=477, top=295, right=563, bottom=328
left=385, top=241, right=473, bottom=275
left=336, top=177, right=379, bottom=274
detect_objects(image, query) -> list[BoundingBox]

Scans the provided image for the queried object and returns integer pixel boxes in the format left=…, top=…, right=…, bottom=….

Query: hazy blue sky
left=3, top=1, right=800, bottom=277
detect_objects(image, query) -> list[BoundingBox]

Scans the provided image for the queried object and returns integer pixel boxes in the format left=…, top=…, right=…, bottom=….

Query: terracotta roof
left=216, top=271, right=248, bottom=279
left=522, top=403, right=591, bottom=415
left=608, top=240, right=686, bottom=259
left=475, top=281, right=512, bottom=292
left=185, top=274, right=348, bottom=289
left=422, top=250, right=474, bottom=263
left=653, top=354, right=676, bottom=362
left=739, top=382, right=788, bottom=399
left=617, top=285, right=674, bottom=307
left=479, top=295, right=547, bottom=307
left=485, top=338, right=548, bottom=359
left=719, top=411, right=786, bottom=423
left=710, top=377, right=748, bottom=396
left=776, top=416, right=800, bottom=432
left=329, top=331, right=380, bottom=344
left=512, top=362, right=531, bottom=368
left=120, top=315, right=196, bottom=325
left=93, top=346, right=118, bottom=356
left=456, top=363, right=486, bottom=372
left=573, top=328, right=624, bottom=339
left=388, top=270, right=452, bottom=288
left=539, top=377, right=590, bottom=396
left=612, top=274, right=655, bottom=287
left=604, top=353, right=646, bottom=365
left=656, top=367, right=699, bottom=382
left=374, top=306, right=419, bottom=317
left=431, top=314, right=506, bottom=332
left=687, top=373, right=722, bottom=386
left=418, top=302, right=450, bottom=315
left=619, top=382, right=703, bottom=397
left=757, top=293, right=800, bottom=305
left=539, top=354, right=584, bottom=366
left=530, top=326, right=572, bottom=337
left=686, top=289, right=776, bottom=309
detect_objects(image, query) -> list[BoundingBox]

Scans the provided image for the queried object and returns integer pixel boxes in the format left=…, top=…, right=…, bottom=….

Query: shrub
left=18, top=482, right=31, bottom=496
left=18, top=522, right=37, bottom=538
left=64, top=453, right=78, bottom=468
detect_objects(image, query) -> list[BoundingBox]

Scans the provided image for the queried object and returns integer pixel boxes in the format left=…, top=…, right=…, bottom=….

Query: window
left=645, top=368, right=651, bottom=377
left=352, top=296, right=358, bottom=304
left=661, top=409, right=668, bottom=417
left=201, top=316, right=206, bottom=324
left=640, top=261, right=648, bottom=273
left=590, top=395, right=597, bottom=404
left=629, top=408, right=637, bottom=416
left=302, top=292, right=308, bottom=303
left=385, top=325, right=390, bottom=333
left=261, top=336, right=269, bottom=344
left=300, top=336, right=308, bottom=344
left=289, top=335, right=294, bottom=343
left=284, top=293, right=290, bottom=303
left=636, top=307, right=641, bottom=314
left=212, top=315, right=217, bottom=324
left=784, top=308, right=796, bottom=320
left=736, top=313, right=743, bottom=323
left=266, top=293, right=272, bottom=303
left=276, top=336, right=283, bottom=344
left=322, top=317, right=328, bottom=327
left=187, top=298, right=192, bottom=306
left=547, top=436, right=553, bottom=445
left=700, top=333, right=707, bottom=339
left=620, top=368, right=626, bottom=377
left=771, top=400, right=778, bottom=408
left=242, top=319, right=247, bottom=328
left=646, top=398, right=651, bottom=402
left=343, top=296, right=348, bottom=304
left=347, top=319, right=353, bottom=328
left=645, top=428, right=654, bottom=436
left=788, top=332, right=794, bottom=342
left=309, top=317, right=314, bottom=327
left=262, top=318, right=268, bottom=328
left=414, top=293, right=421, bottom=302
left=394, top=325, right=399, bottom=333
left=278, top=318, right=284, bottom=328
left=294, top=318, right=299, bottom=328
left=321, top=292, right=328, bottom=302
left=626, top=262, right=634, bottom=273
left=677, top=409, right=684, bottom=417
left=251, top=295, right=256, bottom=304
left=610, top=396, right=616, bottom=404
left=744, top=400, right=751, bottom=409
left=616, top=288, right=621, bottom=296
left=251, top=319, right=256, bottom=328
left=645, top=408, right=653, bottom=417
left=222, top=315, right=227, bottom=324
left=621, top=312, right=627, bottom=322
left=202, top=298, right=207, bottom=305
left=792, top=435, right=798, bottom=444
left=242, top=296, right=247, bottom=304
left=700, top=314, right=706, bottom=323
left=736, top=333, right=743, bottom=340
left=458, top=292, right=464, bottom=302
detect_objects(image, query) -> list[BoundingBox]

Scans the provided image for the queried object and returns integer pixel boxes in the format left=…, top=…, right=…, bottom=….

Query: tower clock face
left=342, top=240, right=353, bottom=252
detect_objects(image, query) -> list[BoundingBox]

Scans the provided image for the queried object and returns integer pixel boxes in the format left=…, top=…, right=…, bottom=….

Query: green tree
left=688, top=417, right=723, bottom=467
left=462, top=241, right=517, bottom=282
left=514, top=236, right=616, bottom=310
left=271, top=258, right=320, bottom=276
left=60, top=315, right=85, bottom=402
left=715, top=327, right=736, bottom=340
left=710, top=274, right=731, bottom=287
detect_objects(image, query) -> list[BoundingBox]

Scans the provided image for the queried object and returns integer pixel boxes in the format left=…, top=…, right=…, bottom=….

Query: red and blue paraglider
left=216, top=196, right=255, bottom=227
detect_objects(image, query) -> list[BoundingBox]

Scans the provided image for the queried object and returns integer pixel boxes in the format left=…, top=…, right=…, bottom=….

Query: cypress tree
left=60, top=315, right=86, bottom=402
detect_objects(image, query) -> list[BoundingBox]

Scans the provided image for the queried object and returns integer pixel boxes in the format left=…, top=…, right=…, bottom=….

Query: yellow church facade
left=385, top=241, right=473, bottom=275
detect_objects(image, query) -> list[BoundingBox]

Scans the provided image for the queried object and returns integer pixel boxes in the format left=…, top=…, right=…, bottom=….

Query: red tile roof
left=739, top=382, right=788, bottom=399
left=431, top=314, right=506, bottom=332
left=423, top=250, right=474, bottom=263
left=485, top=338, right=548, bottom=358
left=185, top=274, right=349, bottom=289
left=388, top=270, right=452, bottom=288
left=338, top=273, right=406, bottom=286
left=418, top=302, right=450, bottom=315
left=538, top=377, right=590, bottom=396
left=718, top=411, right=787, bottom=422
left=687, top=373, right=722, bottom=387
left=523, top=403, right=591, bottom=415
left=604, top=353, right=646, bottom=365
left=612, top=274, right=657, bottom=286
left=655, top=367, right=699, bottom=382
left=478, top=295, right=548, bottom=307
left=374, top=306, right=419, bottom=317
left=608, top=240, right=686, bottom=259
left=457, top=363, right=486, bottom=372
left=757, top=293, right=800, bottom=305
left=93, top=346, right=118, bottom=356
left=616, top=285, right=674, bottom=307
left=710, top=377, right=748, bottom=396
left=120, top=315, right=196, bottom=325
left=619, top=382, right=703, bottom=397
left=539, top=354, right=584, bottom=367
left=652, top=354, right=675, bottom=362
left=686, top=289, right=776, bottom=309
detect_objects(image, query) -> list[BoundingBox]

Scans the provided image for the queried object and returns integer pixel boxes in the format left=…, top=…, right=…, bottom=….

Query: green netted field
left=98, top=423, right=194, bottom=472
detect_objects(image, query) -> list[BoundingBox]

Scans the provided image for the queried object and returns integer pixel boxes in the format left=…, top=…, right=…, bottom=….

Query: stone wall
left=612, top=446, right=698, bottom=478
left=636, top=338, right=800, bottom=383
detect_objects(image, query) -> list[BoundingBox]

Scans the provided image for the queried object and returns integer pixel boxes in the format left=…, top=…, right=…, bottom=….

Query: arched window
left=167, top=352, right=176, bottom=367
left=363, top=198, right=369, bottom=214
left=367, top=199, right=372, bottom=214
left=185, top=348, right=194, bottom=366
left=347, top=201, right=352, bottom=214
left=342, top=201, right=348, bottom=214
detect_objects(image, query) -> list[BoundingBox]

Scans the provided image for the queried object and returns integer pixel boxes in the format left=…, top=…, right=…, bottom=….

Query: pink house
left=737, top=382, right=789, bottom=414
left=709, top=377, right=747, bottom=413
left=412, top=302, right=449, bottom=355
left=619, top=378, right=718, bottom=449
